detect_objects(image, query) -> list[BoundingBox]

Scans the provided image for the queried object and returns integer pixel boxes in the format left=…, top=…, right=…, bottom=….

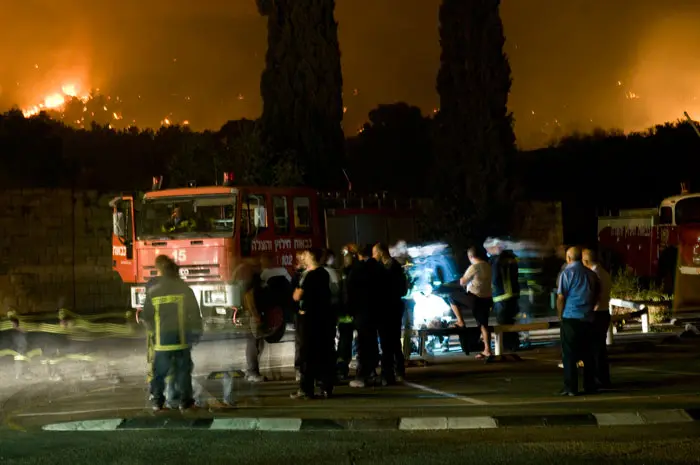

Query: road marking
left=404, top=382, right=489, bottom=405
left=43, top=419, right=124, bottom=431
left=537, top=358, right=700, bottom=377
left=617, top=366, right=700, bottom=377
left=15, top=407, right=144, bottom=418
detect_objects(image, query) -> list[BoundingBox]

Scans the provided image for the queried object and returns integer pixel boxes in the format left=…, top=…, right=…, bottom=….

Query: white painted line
left=42, top=419, right=123, bottom=431
left=210, top=418, right=260, bottom=430
left=404, top=382, right=489, bottom=405
left=257, top=418, right=302, bottom=431
left=447, top=416, right=498, bottom=429
left=640, top=409, right=693, bottom=424
left=618, top=366, right=700, bottom=377
left=594, top=412, right=644, bottom=426
left=15, top=407, right=143, bottom=418
left=399, top=417, right=448, bottom=430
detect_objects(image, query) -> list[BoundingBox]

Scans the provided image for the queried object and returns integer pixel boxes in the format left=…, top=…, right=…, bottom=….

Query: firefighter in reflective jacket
left=484, top=238, right=521, bottom=352
left=161, top=207, right=196, bottom=233
left=140, top=255, right=203, bottom=411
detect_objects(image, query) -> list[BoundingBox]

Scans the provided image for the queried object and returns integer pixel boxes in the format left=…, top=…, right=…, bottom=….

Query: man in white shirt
left=583, top=248, right=612, bottom=388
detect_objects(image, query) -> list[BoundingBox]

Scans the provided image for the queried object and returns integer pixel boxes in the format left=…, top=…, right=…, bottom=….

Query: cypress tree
left=257, top=0, right=344, bottom=188
left=432, top=0, right=516, bottom=246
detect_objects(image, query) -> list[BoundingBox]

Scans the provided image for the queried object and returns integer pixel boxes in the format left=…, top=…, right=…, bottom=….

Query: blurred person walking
left=291, top=250, right=307, bottom=381
left=484, top=238, right=521, bottom=352
left=291, top=248, right=335, bottom=399
left=336, top=246, right=358, bottom=380
left=140, top=255, right=203, bottom=411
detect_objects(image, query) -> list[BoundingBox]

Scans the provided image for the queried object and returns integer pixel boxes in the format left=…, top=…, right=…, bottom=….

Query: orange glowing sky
left=2, top=0, right=700, bottom=149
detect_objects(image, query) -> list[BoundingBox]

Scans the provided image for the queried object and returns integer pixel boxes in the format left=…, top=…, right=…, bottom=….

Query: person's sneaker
left=290, top=390, right=313, bottom=400
left=321, top=390, right=333, bottom=399
left=395, top=375, right=405, bottom=383
left=152, top=403, right=165, bottom=412
left=246, top=374, right=265, bottom=383
left=179, top=401, right=196, bottom=412
left=349, top=379, right=366, bottom=388
left=557, top=389, right=577, bottom=397
left=557, top=361, right=585, bottom=368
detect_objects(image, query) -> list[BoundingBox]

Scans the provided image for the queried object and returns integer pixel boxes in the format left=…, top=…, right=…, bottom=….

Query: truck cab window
left=293, top=197, right=312, bottom=234
left=273, top=196, right=289, bottom=234
left=659, top=206, right=673, bottom=225
left=241, top=194, right=268, bottom=237
left=675, top=197, right=700, bottom=225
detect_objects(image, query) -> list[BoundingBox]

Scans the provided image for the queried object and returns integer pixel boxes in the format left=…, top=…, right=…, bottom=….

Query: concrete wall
left=0, top=189, right=128, bottom=314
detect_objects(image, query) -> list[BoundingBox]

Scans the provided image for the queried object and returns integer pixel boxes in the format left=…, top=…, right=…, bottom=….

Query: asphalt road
left=1, top=424, right=700, bottom=464
left=2, top=334, right=699, bottom=428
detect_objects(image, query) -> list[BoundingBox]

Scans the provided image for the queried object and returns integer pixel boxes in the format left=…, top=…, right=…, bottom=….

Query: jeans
left=150, top=349, right=193, bottom=408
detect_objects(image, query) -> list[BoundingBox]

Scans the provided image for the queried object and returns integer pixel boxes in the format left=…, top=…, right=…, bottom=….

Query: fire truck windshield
left=138, top=195, right=236, bottom=239
left=675, top=197, right=700, bottom=225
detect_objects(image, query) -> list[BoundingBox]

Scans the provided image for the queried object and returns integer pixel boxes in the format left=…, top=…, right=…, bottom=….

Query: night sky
left=2, top=0, right=700, bottom=149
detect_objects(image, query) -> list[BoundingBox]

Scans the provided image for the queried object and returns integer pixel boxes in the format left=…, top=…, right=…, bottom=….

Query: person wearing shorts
left=450, top=247, right=493, bottom=359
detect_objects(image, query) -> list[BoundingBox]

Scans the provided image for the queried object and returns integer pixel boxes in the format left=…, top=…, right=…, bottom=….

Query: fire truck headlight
left=205, top=290, right=227, bottom=306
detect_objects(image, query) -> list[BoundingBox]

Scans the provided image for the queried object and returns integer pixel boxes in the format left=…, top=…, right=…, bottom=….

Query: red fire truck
left=598, top=186, right=700, bottom=312
left=110, top=175, right=419, bottom=325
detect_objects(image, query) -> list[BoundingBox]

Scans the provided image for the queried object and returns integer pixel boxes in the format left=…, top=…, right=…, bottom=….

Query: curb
left=41, top=409, right=700, bottom=431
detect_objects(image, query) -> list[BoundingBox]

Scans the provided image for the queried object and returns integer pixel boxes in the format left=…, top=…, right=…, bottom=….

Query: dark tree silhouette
left=431, top=0, right=516, bottom=248
left=346, top=102, right=432, bottom=194
left=257, top=0, right=344, bottom=188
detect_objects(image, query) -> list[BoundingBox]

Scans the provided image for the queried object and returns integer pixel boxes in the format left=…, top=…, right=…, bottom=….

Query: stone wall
left=0, top=189, right=128, bottom=314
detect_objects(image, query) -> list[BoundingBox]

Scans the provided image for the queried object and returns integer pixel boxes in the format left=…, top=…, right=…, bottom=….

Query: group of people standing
left=244, top=243, right=409, bottom=400
left=447, top=239, right=612, bottom=397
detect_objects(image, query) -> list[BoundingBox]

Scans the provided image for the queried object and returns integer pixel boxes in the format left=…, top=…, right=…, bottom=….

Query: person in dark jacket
left=374, top=242, right=409, bottom=385
left=291, top=248, right=334, bottom=399
left=140, top=255, right=203, bottom=411
left=484, top=238, right=521, bottom=352
left=348, top=245, right=383, bottom=388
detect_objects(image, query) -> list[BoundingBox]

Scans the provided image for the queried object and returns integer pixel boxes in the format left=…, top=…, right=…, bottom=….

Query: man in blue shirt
left=556, top=246, right=600, bottom=396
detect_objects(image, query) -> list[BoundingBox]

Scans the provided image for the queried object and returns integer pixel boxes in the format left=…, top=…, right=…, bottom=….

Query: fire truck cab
left=598, top=189, right=700, bottom=308
left=110, top=175, right=323, bottom=325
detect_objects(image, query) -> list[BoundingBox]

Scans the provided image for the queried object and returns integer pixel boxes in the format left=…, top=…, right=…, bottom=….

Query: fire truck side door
left=110, top=195, right=137, bottom=282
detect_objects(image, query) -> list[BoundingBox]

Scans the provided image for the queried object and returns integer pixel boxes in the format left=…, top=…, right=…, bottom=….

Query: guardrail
left=412, top=298, right=653, bottom=364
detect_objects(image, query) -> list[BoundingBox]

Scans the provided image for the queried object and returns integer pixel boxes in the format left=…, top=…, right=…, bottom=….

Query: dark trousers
left=294, top=314, right=301, bottom=370
left=151, top=349, right=193, bottom=407
left=355, top=318, right=379, bottom=379
left=560, top=318, right=595, bottom=393
left=378, top=305, right=404, bottom=382
left=336, top=321, right=354, bottom=377
left=592, top=311, right=611, bottom=386
left=494, top=298, right=520, bottom=352
left=246, top=332, right=265, bottom=375
left=356, top=320, right=379, bottom=380
left=298, top=317, right=335, bottom=396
